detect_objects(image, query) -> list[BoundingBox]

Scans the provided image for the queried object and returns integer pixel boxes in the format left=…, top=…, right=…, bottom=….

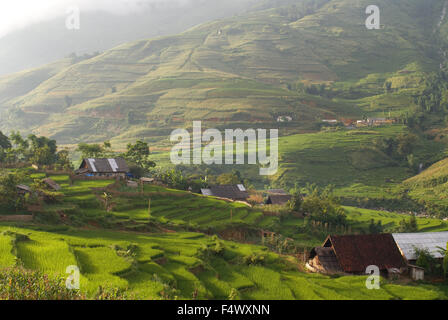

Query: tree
left=77, top=143, right=105, bottom=158
left=56, top=150, right=72, bottom=170
left=368, top=219, right=383, bottom=234
left=216, top=172, right=241, bottom=185
left=26, top=135, right=58, bottom=165
left=288, top=191, right=303, bottom=212
left=124, top=140, right=156, bottom=170
left=9, top=131, right=29, bottom=161
left=443, top=242, right=448, bottom=279
left=396, top=133, right=417, bottom=158
left=0, top=131, right=11, bottom=150
left=415, top=247, right=442, bottom=276
left=398, top=215, right=418, bottom=233
left=0, top=172, right=27, bottom=211
left=30, top=145, right=54, bottom=166
left=384, top=81, right=392, bottom=93
left=301, top=184, right=347, bottom=226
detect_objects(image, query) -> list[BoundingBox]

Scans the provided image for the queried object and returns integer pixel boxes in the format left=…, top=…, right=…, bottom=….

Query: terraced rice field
left=0, top=226, right=447, bottom=300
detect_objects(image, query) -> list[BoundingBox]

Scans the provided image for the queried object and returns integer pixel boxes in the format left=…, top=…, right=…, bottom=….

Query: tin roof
left=201, top=185, right=249, bottom=200
left=392, top=232, right=448, bottom=260
left=16, top=185, right=32, bottom=192
left=80, top=158, right=129, bottom=173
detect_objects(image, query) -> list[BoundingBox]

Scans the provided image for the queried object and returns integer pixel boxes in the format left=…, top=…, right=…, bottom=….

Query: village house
left=76, top=158, right=130, bottom=178
left=264, top=189, right=292, bottom=206
left=140, top=177, right=155, bottom=184
left=306, top=234, right=407, bottom=276
left=392, top=232, right=448, bottom=263
left=322, top=119, right=338, bottom=125
left=201, top=184, right=249, bottom=201
left=367, top=118, right=395, bottom=126
left=392, top=232, right=448, bottom=280
left=277, top=116, right=293, bottom=123
left=266, top=194, right=292, bottom=205
left=16, top=184, right=32, bottom=196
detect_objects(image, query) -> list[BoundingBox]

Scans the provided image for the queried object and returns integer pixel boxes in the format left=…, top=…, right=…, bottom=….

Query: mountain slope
left=0, top=0, right=260, bottom=76
left=0, top=0, right=446, bottom=145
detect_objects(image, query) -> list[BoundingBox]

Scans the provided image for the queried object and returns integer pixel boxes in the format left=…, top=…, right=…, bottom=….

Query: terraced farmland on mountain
left=1, top=226, right=447, bottom=300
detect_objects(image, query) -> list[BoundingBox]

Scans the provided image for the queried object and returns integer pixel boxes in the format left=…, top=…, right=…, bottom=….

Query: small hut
left=43, top=178, right=61, bottom=191
left=409, top=265, right=425, bottom=281
left=140, top=177, right=155, bottom=184
left=16, top=185, right=32, bottom=196
left=266, top=194, right=292, bottom=205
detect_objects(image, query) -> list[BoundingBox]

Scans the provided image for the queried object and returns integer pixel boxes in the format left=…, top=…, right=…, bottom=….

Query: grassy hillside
left=403, top=157, right=448, bottom=206
left=1, top=172, right=448, bottom=299
left=6, top=173, right=447, bottom=248
left=1, top=226, right=447, bottom=300
left=0, top=0, right=445, bottom=145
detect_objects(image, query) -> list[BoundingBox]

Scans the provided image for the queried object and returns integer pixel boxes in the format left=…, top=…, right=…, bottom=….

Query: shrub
left=242, top=253, right=266, bottom=266
left=0, top=267, right=81, bottom=300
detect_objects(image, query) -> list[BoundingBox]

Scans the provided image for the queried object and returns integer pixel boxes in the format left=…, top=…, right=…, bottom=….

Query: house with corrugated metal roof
left=201, top=185, right=249, bottom=201
left=307, top=234, right=407, bottom=276
left=16, top=184, right=32, bottom=195
left=76, top=158, right=130, bottom=178
left=392, top=232, right=448, bottom=263
left=391, top=232, right=448, bottom=281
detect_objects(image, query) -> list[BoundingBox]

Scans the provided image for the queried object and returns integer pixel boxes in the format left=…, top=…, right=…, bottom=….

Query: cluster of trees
left=397, top=215, right=418, bottom=233
left=0, top=131, right=71, bottom=169
left=368, top=219, right=384, bottom=234
left=0, top=171, right=64, bottom=212
left=289, top=184, right=347, bottom=226
left=0, top=172, right=28, bottom=212
left=400, top=69, right=448, bottom=131
left=373, top=132, right=420, bottom=171
left=304, top=83, right=328, bottom=96
left=415, top=70, right=448, bottom=114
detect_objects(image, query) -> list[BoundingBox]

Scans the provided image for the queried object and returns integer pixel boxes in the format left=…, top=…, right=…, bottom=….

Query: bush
left=415, top=248, right=443, bottom=276
left=242, top=253, right=266, bottom=266
left=0, top=267, right=81, bottom=300
left=0, top=267, right=129, bottom=300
